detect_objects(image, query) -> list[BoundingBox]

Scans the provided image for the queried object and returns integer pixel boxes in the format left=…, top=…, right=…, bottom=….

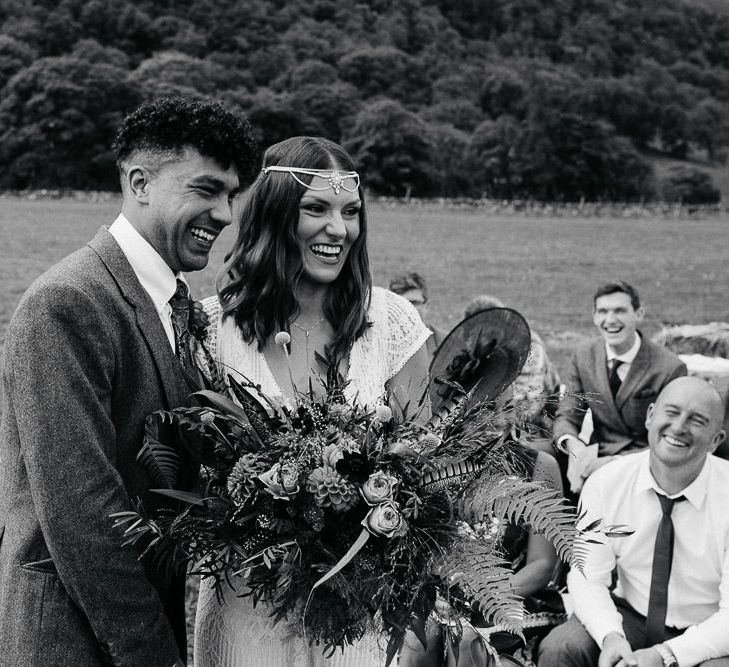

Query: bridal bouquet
left=113, top=313, right=605, bottom=663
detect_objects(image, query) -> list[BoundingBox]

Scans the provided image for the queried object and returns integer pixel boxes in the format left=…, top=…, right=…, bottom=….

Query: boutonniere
left=189, top=300, right=210, bottom=342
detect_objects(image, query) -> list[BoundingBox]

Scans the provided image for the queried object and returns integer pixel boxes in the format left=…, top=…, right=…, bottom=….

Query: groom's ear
left=128, top=165, right=151, bottom=203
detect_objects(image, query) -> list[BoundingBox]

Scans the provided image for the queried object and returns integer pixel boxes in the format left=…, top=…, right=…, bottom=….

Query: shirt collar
left=636, top=450, right=710, bottom=509
left=108, top=214, right=178, bottom=314
left=605, top=331, right=641, bottom=364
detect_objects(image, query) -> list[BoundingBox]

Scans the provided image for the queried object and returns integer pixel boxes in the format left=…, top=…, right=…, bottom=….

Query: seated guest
left=553, top=280, right=686, bottom=493
left=539, top=376, right=729, bottom=667
left=389, top=271, right=447, bottom=358
left=464, top=294, right=561, bottom=437
left=400, top=448, right=564, bottom=666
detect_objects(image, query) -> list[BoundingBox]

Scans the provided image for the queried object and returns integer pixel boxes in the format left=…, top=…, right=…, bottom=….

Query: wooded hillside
left=1, top=0, right=728, bottom=201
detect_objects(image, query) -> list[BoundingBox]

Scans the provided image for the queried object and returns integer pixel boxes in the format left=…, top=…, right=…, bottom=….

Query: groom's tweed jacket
left=0, top=227, right=196, bottom=666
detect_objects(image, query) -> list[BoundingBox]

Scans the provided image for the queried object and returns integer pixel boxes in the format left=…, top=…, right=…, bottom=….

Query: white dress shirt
left=109, top=214, right=179, bottom=350
left=568, top=450, right=729, bottom=666
left=605, top=331, right=641, bottom=383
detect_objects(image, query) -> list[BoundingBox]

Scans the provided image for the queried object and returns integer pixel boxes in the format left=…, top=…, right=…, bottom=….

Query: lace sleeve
left=380, top=288, right=431, bottom=379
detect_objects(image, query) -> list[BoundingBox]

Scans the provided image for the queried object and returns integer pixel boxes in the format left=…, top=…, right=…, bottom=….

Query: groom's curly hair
left=218, top=136, right=371, bottom=365
left=112, top=97, right=259, bottom=185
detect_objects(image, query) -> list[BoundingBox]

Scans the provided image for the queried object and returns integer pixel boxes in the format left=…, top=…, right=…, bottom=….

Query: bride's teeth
left=311, top=244, right=341, bottom=256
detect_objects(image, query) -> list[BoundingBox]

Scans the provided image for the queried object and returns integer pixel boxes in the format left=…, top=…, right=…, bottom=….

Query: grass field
left=1, top=195, right=727, bottom=659
left=2, top=195, right=728, bottom=376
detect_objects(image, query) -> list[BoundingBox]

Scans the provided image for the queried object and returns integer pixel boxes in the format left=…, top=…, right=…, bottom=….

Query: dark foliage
left=1, top=0, right=728, bottom=199
left=660, top=165, right=722, bottom=205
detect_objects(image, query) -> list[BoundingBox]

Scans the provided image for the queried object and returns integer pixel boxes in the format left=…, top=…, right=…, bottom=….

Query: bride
left=193, top=136, right=431, bottom=666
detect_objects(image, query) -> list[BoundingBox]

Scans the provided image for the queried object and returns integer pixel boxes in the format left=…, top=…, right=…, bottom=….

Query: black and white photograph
left=1, top=1, right=729, bottom=665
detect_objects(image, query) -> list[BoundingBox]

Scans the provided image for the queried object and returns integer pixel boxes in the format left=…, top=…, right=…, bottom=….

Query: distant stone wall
left=373, top=197, right=729, bottom=219
left=1, top=192, right=727, bottom=219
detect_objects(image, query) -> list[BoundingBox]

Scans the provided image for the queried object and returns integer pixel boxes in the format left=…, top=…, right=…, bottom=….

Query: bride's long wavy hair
left=218, top=136, right=372, bottom=363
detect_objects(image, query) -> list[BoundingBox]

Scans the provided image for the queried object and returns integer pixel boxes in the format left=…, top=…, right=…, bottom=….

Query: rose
left=258, top=463, right=299, bottom=500
left=322, top=443, right=344, bottom=468
left=362, top=500, right=407, bottom=538
left=361, top=471, right=399, bottom=505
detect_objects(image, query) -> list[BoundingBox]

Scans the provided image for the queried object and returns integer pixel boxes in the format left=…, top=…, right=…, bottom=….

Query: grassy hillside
left=2, top=197, right=728, bottom=379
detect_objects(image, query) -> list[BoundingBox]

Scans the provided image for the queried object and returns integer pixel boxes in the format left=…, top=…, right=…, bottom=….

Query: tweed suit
left=553, top=334, right=687, bottom=456
left=0, top=228, right=196, bottom=666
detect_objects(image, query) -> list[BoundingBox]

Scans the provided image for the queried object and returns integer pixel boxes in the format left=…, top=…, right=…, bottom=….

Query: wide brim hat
left=428, top=307, right=532, bottom=412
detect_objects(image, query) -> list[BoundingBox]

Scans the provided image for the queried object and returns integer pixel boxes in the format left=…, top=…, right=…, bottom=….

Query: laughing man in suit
left=553, top=281, right=686, bottom=493
left=0, top=98, right=258, bottom=666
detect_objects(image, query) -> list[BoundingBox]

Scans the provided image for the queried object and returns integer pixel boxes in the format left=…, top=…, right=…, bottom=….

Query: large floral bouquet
left=115, top=347, right=584, bottom=663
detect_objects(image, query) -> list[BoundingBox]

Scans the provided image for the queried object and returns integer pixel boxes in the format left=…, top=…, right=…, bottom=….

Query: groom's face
left=141, top=148, right=239, bottom=273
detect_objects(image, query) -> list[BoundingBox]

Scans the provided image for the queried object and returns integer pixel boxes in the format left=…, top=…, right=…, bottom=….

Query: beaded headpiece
left=261, top=166, right=360, bottom=195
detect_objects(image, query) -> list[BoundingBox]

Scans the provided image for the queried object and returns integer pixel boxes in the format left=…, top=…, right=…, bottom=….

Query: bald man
left=540, top=377, right=729, bottom=667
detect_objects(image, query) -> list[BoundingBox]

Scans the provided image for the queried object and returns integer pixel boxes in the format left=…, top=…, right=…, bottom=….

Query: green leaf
left=460, top=475, right=578, bottom=566
left=444, top=539, right=525, bottom=637
left=584, top=518, right=604, bottom=532
left=384, top=632, right=402, bottom=667
left=137, top=411, right=180, bottom=488
left=194, top=389, right=252, bottom=425
left=151, top=489, right=207, bottom=506
left=409, top=611, right=428, bottom=650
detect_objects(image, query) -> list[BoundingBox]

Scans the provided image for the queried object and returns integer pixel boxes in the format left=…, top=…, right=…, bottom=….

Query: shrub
left=660, top=166, right=721, bottom=205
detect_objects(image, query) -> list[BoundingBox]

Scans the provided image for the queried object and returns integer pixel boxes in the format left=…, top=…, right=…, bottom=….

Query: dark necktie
left=644, top=493, right=685, bottom=646
left=608, top=359, right=624, bottom=396
left=169, top=279, right=192, bottom=369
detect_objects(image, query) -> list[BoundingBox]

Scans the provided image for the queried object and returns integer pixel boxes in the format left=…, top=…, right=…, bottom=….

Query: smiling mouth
left=310, top=244, right=342, bottom=261
left=190, top=226, right=218, bottom=247
left=663, top=434, right=689, bottom=448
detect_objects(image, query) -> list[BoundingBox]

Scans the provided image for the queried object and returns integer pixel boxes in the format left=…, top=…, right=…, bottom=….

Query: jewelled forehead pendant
left=261, top=166, right=360, bottom=194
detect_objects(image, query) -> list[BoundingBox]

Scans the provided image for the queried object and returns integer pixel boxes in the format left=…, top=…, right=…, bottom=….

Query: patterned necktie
left=169, top=279, right=192, bottom=369
left=608, top=359, right=624, bottom=396
left=644, top=493, right=685, bottom=646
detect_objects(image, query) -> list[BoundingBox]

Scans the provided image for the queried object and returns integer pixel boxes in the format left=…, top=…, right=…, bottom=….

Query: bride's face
left=296, top=175, right=361, bottom=285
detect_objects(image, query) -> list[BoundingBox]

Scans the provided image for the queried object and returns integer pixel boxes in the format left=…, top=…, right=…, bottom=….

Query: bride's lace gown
left=193, top=287, right=430, bottom=667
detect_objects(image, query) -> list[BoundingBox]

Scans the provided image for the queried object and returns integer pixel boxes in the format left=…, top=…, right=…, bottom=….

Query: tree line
left=1, top=0, right=728, bottom=202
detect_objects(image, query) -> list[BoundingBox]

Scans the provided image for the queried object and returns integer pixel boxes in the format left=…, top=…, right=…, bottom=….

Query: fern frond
left=444, top=539, right=524, bottom=637
left=137, top=412, right=180, bottom=488
left=460, top=476, right=577, bottom=565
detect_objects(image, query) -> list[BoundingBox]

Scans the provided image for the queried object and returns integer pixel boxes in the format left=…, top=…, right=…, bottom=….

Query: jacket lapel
left=87, top=227, right=189, bottom=409
left=615, top=333, right=651, bottom=409
left=592, top=342, right=614, bottom=406
left=591, top=341, right=628, bottom=428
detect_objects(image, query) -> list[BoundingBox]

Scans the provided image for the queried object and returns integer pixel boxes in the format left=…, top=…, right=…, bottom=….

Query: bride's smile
left=297, top=177, right=361, bottom=285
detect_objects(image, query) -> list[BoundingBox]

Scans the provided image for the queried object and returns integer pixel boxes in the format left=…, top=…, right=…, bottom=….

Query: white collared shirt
left=568, top=450, right=729, bottom=666
left=605, top=331, right=641, bottom=383
left=109, top=214, right=178, bottom=350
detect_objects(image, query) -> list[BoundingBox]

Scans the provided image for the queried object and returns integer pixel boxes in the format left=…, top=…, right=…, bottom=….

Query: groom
left=0, top=98, right=257, bottom=665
